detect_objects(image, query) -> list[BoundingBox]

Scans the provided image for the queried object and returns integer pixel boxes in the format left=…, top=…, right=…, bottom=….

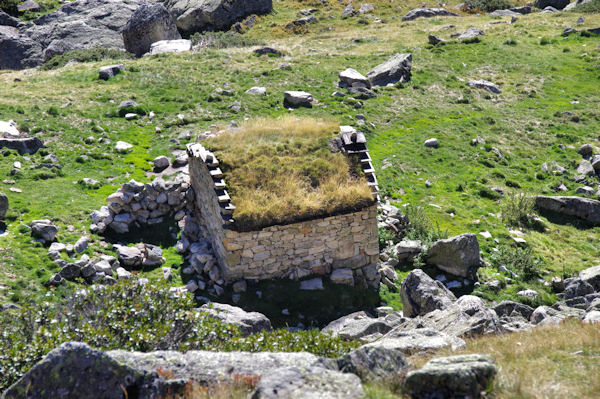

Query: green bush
left=404, top=205, right=448, bottom=245
left=490, top=245, right=543, bottom=281
left=190, top=31, right=265, bottom=49
left=463, top=0, right=513, bottom=12
left=41, top=48, right=135, bottom=71
left=0, top=281, right=356, bottom=391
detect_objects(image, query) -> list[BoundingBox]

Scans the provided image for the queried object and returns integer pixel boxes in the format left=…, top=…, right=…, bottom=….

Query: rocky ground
left=1, top=0, right=600, bottom=397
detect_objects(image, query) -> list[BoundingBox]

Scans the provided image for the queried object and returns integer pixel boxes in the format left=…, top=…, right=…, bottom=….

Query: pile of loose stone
left=88, top=174, right=226, bottom=296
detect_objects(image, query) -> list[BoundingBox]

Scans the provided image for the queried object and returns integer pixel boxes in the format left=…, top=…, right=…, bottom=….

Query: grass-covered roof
left=204, top=117, right=375, bottom=231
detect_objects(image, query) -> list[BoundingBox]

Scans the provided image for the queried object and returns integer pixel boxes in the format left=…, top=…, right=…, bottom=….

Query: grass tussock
left=205, top=116, right=374, bottom=231
left=407, top=320, right=600, bottom=399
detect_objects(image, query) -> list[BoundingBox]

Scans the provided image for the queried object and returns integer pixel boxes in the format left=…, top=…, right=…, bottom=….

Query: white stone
left=116, top=267, right=132, bottom=280
left=149, top=39, right=192, bottom=55
left=115, top=141, right=133, bottom=152
left=124, top=113, right=138, bottom=120
left=583, top=311, right=600, bottom=324
left=0, top=120, right=20, bottom=138
left=424, top=138, right=439, bottom=148
left=246, top=86, right=267, bottom=95
left=479, top=231, right=492, bottom=239
left=517, top=289, right=538, bottom=300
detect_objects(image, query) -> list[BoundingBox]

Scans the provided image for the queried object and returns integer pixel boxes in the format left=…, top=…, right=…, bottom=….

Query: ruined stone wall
left=222, top=205, right=379, bottom=282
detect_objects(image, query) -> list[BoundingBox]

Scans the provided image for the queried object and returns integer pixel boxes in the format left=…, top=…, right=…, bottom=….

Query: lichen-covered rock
left=404, top=354, right=497, bottom=399
left=399, top=295, right=504, bottom=338
left=1, top=342, right=156, bottom=399
left=402, top=7, right=460, bottom=21
left=252, top=366, right=363, bottom=398
left=321, top=311, right=403, bottom=341
left=337, top=345, right=409, bottom=382
left=199, top=302, right=272, bottom=336
left=401, top=269, right=456, bottom=317
left=366, top=328, right=465, bottom=356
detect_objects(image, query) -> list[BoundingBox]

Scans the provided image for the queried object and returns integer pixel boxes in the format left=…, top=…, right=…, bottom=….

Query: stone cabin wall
left=186, top=127, right=379, bottom=286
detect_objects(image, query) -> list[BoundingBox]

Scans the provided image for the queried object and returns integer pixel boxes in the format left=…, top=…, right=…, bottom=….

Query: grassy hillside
left=0, top=0, right=599, bottom=308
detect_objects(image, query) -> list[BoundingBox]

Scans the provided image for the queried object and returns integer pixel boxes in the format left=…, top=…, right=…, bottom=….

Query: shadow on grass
left=537, top=209, right=599, bottom=230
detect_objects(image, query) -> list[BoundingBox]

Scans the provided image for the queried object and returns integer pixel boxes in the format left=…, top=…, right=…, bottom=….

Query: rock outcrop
left=535, top=196, right=600, bottom=225
left=164, top=0, right=273, bottom=36
left=404, top=354, right=497, bottom=399
left=402, top=7, right=461, bottom=21
left=400, top=269, right=456, bottom=317
left=122, top=2, right=181, bottom=57
left=0, top=0, right=143, bottom=70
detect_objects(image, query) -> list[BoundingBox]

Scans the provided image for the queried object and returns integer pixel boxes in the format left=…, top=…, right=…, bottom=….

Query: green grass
left=0, top=0, right=597, bottom=310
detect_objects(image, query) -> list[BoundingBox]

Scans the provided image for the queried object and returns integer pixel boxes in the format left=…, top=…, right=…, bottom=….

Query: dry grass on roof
left=205, top=116, right=375, bottom=231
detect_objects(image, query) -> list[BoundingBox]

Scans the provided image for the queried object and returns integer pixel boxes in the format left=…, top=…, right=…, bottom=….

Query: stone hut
left=186, top=125, right=380, bottom=287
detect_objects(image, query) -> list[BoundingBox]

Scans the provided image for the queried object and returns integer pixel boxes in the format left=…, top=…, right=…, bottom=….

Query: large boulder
left=122, top=3, right=181, bottom=57
left=0, top=136, right=43, bottom=154
left=404, top=354, right=497, bottom=399
left=199, top=303, right=272, bottom=336
left=579, top=265, right=600, bottom=291
left=252, top=366, right=364, bottom=398
left=534, top=0, right=570, bottom=9
left=402, top=7, right=460, bottom=21
left=366, top=53, right=411, bottom=87
left=321, top=311, right=403, bottom=341
left=164, top=0, right=273, bottom=36
left=535, top=196, right=600, bottom=225
left=426, top=233, right=482, bottom=277
left=337, top=345, right=409, bottom=382
left=1, top=342, right=157, bottom=398
left=365, top=328, right=466, bottom=356
left=399, top=295, right=504, bottom=338
left=0, top=33, right=43, bottom=70
left=31, top=219, right=58, bottom=243
left=4, top=341, right=343, bottom=398
left=400, top=269, right=456, bottom=317
left=0, top=10, right=23, bottom=28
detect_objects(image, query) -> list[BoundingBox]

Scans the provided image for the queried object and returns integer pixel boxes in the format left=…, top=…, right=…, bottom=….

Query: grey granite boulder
left=199, top=303, right=272, bottom=336
left=467, top=79, right=501, bottom=94
left=98, top=64, right=125, bottom=80
left=339, top=68, right=370, bottom=88
left=31, top=219, right=58, bottom=243
left=579, top=265, right=600, bottom=291
left=283, top=90, right=313, bottom=107
left=337, top=345, right=409, bottom=382
left=2, top=342, right=157, bottom=399
left=535, top=196, right=600, bottom=225
left=252, top=366, right=363, bottom=398
left=404, top=354, right=497, bottom=399
left=122, top=2, right=181, bottom=57
left=402, top=7, right=460, bottom=21
left=401, top=269, right=456, bottom=317
left=365, top=328, right=466, bottom=356
left=321, top=311, right=403, bottom=341
left=426, top=233, right=482, bottom=277
left=399, top=295, right=504, bottom=338
left=164, top=0, right=273, bottom=36
left=366, top=53, right=411, bottom=87
left=0, top=136, right=43, bottom=154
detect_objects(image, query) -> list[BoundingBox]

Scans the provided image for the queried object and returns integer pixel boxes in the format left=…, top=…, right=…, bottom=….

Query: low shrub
left=404, top=205, right=448, bottom=246
left=489, top=245, right=543, bottom=281
left=500, top=191, right=544, bottom=230
left=0, top=281, right=356, bottom=391
left=190, top=31, right=264, bottom=49
left=41, top=48, right=135, bottom=71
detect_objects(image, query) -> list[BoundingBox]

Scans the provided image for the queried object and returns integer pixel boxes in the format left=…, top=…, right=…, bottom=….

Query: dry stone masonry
left=186, top=126, right=380, bottom=288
